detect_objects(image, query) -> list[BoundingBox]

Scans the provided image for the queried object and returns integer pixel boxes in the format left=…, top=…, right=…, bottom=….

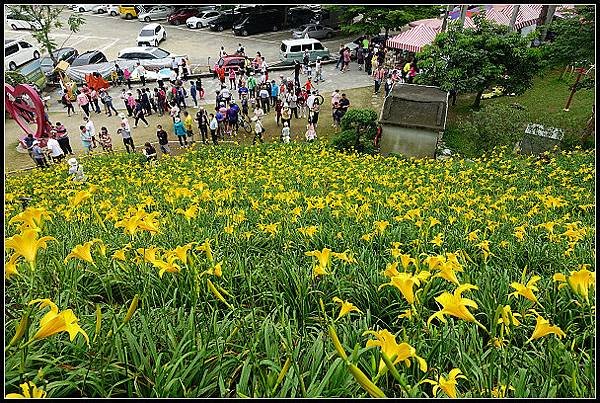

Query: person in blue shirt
left=227, top=100, right=240, bottom=136
left=173, top=117, right=187, bottom=147
left=215, top=109, right=225, bottom=139
left=189, top=81, right=198, bottom=107
left=238, top=83, right=249, bottom=99
left=270, top=81, right=279, bottom=107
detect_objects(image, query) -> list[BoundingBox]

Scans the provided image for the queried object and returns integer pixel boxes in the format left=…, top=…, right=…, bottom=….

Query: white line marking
left=99, top=38, right=120, bottom=52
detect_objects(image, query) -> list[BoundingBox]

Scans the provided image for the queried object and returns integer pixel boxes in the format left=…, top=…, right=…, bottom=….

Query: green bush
left=5, top=71, right=28, bottom=87
left=331, top=109, right=378, bottom=154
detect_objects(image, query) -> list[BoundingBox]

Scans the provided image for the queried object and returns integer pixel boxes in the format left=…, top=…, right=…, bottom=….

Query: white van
left=279, top=38, right=331, bottom=65
left=5, top=39, right=40, bottom=71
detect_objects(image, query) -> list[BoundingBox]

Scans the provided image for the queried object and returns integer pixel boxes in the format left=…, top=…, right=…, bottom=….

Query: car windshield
left=40, top=57, right=54, bottom=67
left=140, top=29, right=154, bottom=36
left=151, top=48, right=170, bottom=58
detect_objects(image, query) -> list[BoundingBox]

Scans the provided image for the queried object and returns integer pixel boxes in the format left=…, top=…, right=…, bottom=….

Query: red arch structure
left=5, top=83, right=53, bottom=147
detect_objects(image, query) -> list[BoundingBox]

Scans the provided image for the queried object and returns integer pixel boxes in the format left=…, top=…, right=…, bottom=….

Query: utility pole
left=509, top=5, right=520, bottom=31
left=539, top=5, right=557, bottom=42
left=459, top=4, right=468, bottom=28
left=441, top=4, right=451, bottom=32
left=563, top=67, right=585, bottom=112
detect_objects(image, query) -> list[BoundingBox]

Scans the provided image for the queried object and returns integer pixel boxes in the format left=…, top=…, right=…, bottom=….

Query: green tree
left=7, top=5, right=85, bottom=65
left=416, top=15, right=541, bottom=108
left=331, top=109, right=378, bottom=154
left=540, top=5, right=594, bottom=70
left=326, top=5, right=442, bottom=37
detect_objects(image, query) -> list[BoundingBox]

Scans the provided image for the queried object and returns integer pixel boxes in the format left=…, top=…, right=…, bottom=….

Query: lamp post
left=563, top=67, right=586, bottom=112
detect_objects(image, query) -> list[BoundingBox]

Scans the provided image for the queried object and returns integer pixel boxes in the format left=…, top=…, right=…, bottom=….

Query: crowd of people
left=23, top=35, right=416, bottom=170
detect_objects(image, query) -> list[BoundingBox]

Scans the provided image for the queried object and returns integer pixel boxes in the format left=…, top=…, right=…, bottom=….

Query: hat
left=127, top=90, right=132, bottom=95
left=283, top=122, right=288, bottom=127
left=175, top=117, right=181, bottom=122
left=67, top=158, right=78, bottom=166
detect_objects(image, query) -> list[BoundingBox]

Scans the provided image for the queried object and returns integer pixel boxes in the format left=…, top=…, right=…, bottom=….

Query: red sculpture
left=5, top=83, right=53, bottom=148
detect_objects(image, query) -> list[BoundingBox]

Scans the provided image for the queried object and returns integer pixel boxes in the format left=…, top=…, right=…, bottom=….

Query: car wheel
left=126, top=13, right=133, bottom=20
left=326, top=32, right=332, bottom=39
left=163, top=32, right=166, bottom=40
left=173, top=20, right=180, bottom=26
left=242, top=30, right=248, bottom=36
left=196, top=22, right=202, bottom=29
left=110, top=11, right=118, bottom=16
left=79, top=7, right=85, bottom=12
left=144, top=16, right=151, bottom=22
left=33, top=51, right=40, bottom=59
left=217, top=25, right=224, bottom=32
left=9, top=61, right=17, bottom=71
left=154, top=40, right=158, bottom=47
left=11, top=24, right=17, bottom=30
left=272, top=25, right=279, bottom=32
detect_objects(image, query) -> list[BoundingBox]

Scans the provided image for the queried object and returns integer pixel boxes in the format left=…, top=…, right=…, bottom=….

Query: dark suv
left=233, top=10, right=284, bottom=36
left=208, top=12, right=238, bottom=31
left=70, top=50, right=108, bottom=67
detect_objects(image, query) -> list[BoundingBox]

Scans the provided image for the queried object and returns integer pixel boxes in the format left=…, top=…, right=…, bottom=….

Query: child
left=98, top=126, right=113, bottom=152
left=305, top=123, right=316, bottom=142
left=68, top=157, right=86, bottom=182
left=143, top=142, right=158, bottom=162
left=281, top=122, right=290, bottom=143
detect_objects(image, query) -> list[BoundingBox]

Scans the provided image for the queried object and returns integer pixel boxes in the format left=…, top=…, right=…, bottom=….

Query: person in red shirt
left=304, top=77, right=313, bottom=92
left=217, top=66, right=226, bottom=85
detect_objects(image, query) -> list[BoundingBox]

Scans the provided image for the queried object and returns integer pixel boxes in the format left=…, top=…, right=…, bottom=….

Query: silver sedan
left=291, top=24, right=334, bottom=40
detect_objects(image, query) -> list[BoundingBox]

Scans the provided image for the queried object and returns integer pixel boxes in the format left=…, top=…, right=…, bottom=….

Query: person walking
left=189, top=81, right=198, bottom=107
left=356, top=47, right=365, bottom=71
left=252, top=116, right=264, bottom=144
left=342, top=47, right=351, bottom=73
left=183, top=110, right=195, bottom=143
left=209, top=113, right=218, bottom=145
left=173, top=117, right=187, bottom=147
left=228, top=68, right=237, bottom=90
left=83, top=116, right=97, bottom=149
left=133, top=102, right=149, bottom=128
left=297, top=89, right=308, bottom=119
left=227, top=100, right=240, bottom=136
left=150, top=125, right=169, bottom=157
left=141, top=88, right=152, bottom=116
left=99, top=89, right=119, bottom=116
left=335, top=44, right=344, bottom=70
left=54, top=122, right=73, bottom=155
left=293, top=60, right=301, bottom=89
left=309, top=98, right=321, bottom=128
left=79, top=125, right=93, bottom=154
left=123, top=67, right=132, bottom=89
left=135, top=62, right=146, bottom=87
left=281, top=121, right=290, bottom=143
left=196, top=106, right=209, bottom=144
left=126, top=90, right=137, bottom=117
left=281, top=103, right=292, bottom=129
left=89, top=88, right=101, bottom=114
left=147, top=88, right=157, bottom=113
left=120, top=89, right=131, bottom=117
left=270, top=80, right=279, bottom=107
left=117, top=122, right=135, bottom=153
left=314, top=57, right=323, bottom=83
left=373, top=65, right=386, bottom=95
left=247, top=73, right=257, bottom=98
left=76, top=90, right=90, bottom=118
left=258, top=85, right=270, bottom=113
left=61, top=91, right=76, bottom=116
left=302, top=50, right=310, bottom=74
left=274, top=98, right=283, bottom=126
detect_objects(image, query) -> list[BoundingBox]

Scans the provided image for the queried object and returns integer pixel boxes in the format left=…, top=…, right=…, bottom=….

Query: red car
left=212, top=55, right=246, bottom=73
left=167, top=8, right=200, bottom=25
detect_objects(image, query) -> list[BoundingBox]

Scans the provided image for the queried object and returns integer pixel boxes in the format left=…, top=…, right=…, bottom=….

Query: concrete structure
left=378, top=84, right=448, bottom=158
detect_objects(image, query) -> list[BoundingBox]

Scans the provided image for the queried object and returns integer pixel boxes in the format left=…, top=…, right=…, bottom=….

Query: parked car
left=138, top=5, right=173, bottom=22
left=118, top=5, right=141, bottom=20
left=292, top=24, right=334, bottom=40
left=279, top=38, right=330, bottom=65
left=70, top=50, right=108, bottom=67
left=287, top=6, right=318, bottom=28
left=167, top=8, right=200, bottom=26
left=310, top=9, right=341, bottom=29
left=17, top=59, right=48, bottom=92
left=136, top=23, right=167, bottom=47
left=117, top=46, right=186, bottom=68
left=5, top=39, right=40, bottom=71
left=6, top=11, right=42, bottom=30
left=92, top=5, right=119, bottom=16
left=212, top=55, right=246, bottom=73
left=186, top=10, right=221, bottom=29
left=233, top=9, right=285, bottom=36
left=208, top=12, right=237, bottom=32
left=73, top=5, right=99, bottom=12
left=38, top=47, right=79, bottom=81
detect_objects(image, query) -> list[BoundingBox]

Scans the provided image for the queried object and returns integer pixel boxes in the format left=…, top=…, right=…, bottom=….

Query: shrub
left=331, top=109, right=378, bottom=154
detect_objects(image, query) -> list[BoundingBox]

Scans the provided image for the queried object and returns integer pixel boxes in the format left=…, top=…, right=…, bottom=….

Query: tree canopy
left=540, top=5, right=595, bottom=69
left=416, top=15, right=541, bottom=108
left=325, top=5, right=442, bottom=37
left=7, top=5, right=85, bottom=64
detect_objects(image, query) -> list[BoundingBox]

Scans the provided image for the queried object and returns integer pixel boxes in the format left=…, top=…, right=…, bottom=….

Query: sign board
left=520, top=123, right=564, bottom=155
left=524, top=123, right=564, bottom=140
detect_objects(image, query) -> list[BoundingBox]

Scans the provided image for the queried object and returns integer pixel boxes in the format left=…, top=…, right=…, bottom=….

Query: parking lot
left=4, top=9, right=357, bottom=71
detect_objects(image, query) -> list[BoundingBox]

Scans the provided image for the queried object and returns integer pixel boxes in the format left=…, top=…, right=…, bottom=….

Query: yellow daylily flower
left=5, top=253, right=21, bottom=279
left=428, top=216, right=441, bottom=227
left=398, top=253, right=415, bottom=270
left=112, top=249, right=127, bottom=261
left=5, top=229, right=56, bottom=265
left=373, top=220, right=389, bottom=234
left=528, top=315, right=566, bottom=341
left=312, top=265, right=330, bottom=279
left=433, top=260, right=463, bottom=285
left=497, top=305, right=521, bottom=334
left=9, top=207, right=53, bottom=230
left=422, top=368, right=467, bottom=398
left=69, top=190, right=92, bottom=208
left=553, top=268, right=595, bottom=302
left=29, top=300, right=89, bottom=346
left=430, top=233, right=444, bottom=247
left=467, top=230, right=480, bottom=241
left=332, top=297, right=362, bottom=319
left=331, top=250, right=356, bottom=264
left=509, top=275, right=541, bottom=303
left=137, top=246, right=160, bottom=265
left=170, top=243, right=193, bottom=265
left=153, top=256, right=181, bottom=278
left=298, top=226, right=318, bottom=238
left=6, top=381, right=47, bottom=398
left=427, top=284, right=485, bottom=329
left=305, top=248, right=332, bottom=270
left=379, top=271, right=430, bottom=305
left=176, top=204, right=199, bottom=222
left=363, top=329, right=427, bottom=374
left=64, top=241, right=95, bottom=264
left=383, top=261, right=401, bottom=278
left=491, top=384, right=515, bottom=398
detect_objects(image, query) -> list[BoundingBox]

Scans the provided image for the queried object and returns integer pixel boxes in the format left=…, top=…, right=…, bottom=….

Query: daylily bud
left=9, top=312, right=29, bottom=347
left=123, top=294, right=139, bottom=324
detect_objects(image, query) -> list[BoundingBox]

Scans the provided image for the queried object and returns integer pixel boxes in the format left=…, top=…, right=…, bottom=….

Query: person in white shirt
left=119, top=113, right=131, bottom=132
left=209, top=113, right=218, bottom=145
left=219, top=46, right=227, bottom=58
left=46, top=132, right=65, bottom=163
left=83, top=116, right=97, bottom=148
left=305, top=123, right=317, bottom=142
left=306, top=92, right=316, bottom=110
left=170, top=103, right=181, bottom=122
left=281, top=122, right=290, bottom=143
left=252, top=116, right=264, bottom=144
left=134, top=62, right=146, bottom=86
left=331, top=89, right=341, bottom=127
left=253, top=104, right=265, bottom=121
left=68, top=157, right=86, bottom=182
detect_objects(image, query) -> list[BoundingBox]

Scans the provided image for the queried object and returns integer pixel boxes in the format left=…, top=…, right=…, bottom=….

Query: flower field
left=4, top=143, right=595, bottom=398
